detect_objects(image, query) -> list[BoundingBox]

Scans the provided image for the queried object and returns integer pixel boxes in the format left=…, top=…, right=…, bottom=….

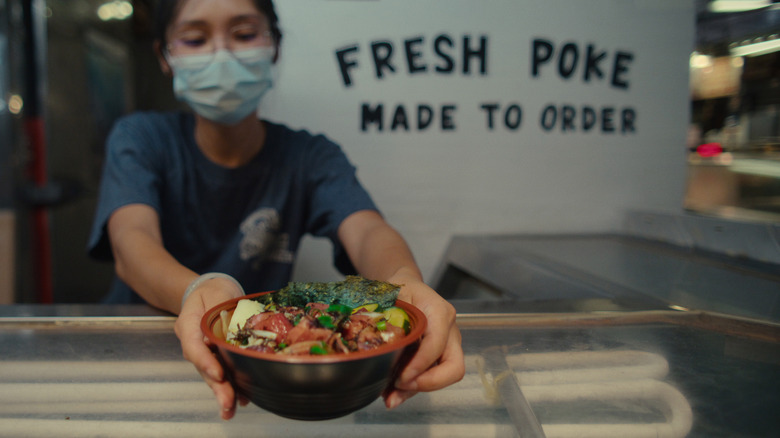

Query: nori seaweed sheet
left=254, top=276, right=401, bottom=309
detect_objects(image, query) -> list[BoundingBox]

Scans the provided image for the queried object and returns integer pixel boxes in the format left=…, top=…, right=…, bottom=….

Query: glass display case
left=1, top=302, right=778, bottom=437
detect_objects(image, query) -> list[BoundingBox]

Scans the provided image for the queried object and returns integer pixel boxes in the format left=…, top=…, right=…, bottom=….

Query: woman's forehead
left=172, top=0, right=266, bottom=26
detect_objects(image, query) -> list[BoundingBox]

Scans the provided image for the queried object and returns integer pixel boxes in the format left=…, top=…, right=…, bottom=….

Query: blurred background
left=687, top=1, right=780, bottom=220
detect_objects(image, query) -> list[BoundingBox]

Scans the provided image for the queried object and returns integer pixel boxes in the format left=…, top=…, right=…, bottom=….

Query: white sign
left=263, top=0, right=695, bottom=281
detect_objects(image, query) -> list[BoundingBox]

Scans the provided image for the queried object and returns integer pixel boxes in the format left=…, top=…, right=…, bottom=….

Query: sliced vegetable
left=310, top=342, right=329, bottom=355
left=352, top=303, right=379, bottom=313
left=327, top=303, right=353, bottom=315
left=384, top=307, right=411, bottom=334
left=317, top=315, right=336, bottom=329
left=249, top=330, right=278, bottom=340
left=227, top=299, right=265, bottom=340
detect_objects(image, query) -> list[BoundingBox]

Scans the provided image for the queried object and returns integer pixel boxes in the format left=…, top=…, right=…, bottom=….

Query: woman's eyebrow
left=228, top=14, right=266, bottom=27
left=171, top=14, right=265, bottom=32
left=170, top=19, right=209, bottom=32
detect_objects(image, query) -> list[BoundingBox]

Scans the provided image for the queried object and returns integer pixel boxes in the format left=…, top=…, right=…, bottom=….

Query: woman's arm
left=338, top=210, right=465, bottom=408
left=107, top=204, right=194, bottom=312
left=107, top=203, right=245, bottom=419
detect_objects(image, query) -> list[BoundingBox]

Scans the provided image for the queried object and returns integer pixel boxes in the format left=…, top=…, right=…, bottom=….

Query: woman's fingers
left=404, top=325, right=464, bottom=391
left=175, top=291, right=238, bottom=419
left=383, top=388, right=417, bottom=410
left=385, top=325, right=464, bottom=409
left=204, top=375, right=237, bottom=420
left=392, top=287, right=465, bottom=401
left=176, top=306, right=223, bottom=380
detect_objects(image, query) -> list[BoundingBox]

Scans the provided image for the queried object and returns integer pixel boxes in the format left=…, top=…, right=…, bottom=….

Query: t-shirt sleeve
left=303, top=136, right=378, bottom=274
left=87, top=115, right=165, bottom=261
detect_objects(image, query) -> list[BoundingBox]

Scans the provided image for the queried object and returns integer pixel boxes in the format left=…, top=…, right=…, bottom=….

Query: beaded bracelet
left=181, top=272, right=245, bottom=308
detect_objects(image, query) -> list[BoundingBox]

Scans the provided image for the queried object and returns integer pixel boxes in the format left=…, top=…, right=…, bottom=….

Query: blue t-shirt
left=88, top=111, right=377, bottom=303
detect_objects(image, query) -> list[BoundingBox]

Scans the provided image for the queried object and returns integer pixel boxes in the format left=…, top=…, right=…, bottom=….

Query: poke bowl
left=201, top=283, right=426, bottom=421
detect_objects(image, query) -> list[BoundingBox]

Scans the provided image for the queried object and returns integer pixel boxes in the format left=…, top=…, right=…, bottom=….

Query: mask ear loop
left=162, top=46, right=178, bottom=72
left=256, top=62, right=277, bottom=117
left=255, top=45, right=282, bottom=119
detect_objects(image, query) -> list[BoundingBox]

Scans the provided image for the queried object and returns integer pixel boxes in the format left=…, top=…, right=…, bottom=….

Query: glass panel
left=1, top=312, right=777, bottom=437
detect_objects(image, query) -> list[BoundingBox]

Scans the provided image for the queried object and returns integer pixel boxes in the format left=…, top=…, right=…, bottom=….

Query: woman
left=88, top=0, right=464, bottom=419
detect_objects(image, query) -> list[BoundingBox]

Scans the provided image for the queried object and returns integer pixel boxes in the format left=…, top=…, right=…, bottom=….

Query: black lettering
left=335, top=45, right=359, bottom=87
left=622, top=108, right=636, bottom=133
left=418, top=104, right=434, bottom=130
left=463, top=35, right=488, bottom=75
left=582, top=106, right=597, bottom=131
left=536, top=104, right=636, bottom=134
left=602, top=107, right=615, bottom=132
left=504, top=104, right=522, bottom=130
left=441, top=105, right=456, bottom=130
left=405, top=37, right=426, bottom=74
left=371, top=41, right=396, bottom=79
left=583, top=44, right=606, bottom=83
left=540, top=105, right=556, bottom=131
left=558, top=43, right=578, bottom=79
left=611, top=51, right=633, bottom=89
left=434, top=35, right=455, bottom=73
left=531, top=39, right=554, bottom=77
left=361, top=103, right=383, bottom=131
left=480, top=103, right=499, bottom=130
left=391, top=105, right=410, bottom=131
left=561, top=105, right=576, bottom=131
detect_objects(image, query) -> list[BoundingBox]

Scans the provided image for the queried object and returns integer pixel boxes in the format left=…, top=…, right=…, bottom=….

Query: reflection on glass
left=477, top=349, right=693, bottom=438
left=97, top=0, right=133, bottom=22
left=688, top=7, right=780, bottom=222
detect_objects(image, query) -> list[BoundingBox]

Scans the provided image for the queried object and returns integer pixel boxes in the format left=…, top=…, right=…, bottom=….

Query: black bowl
left=201, top=290, right=427, bottom=420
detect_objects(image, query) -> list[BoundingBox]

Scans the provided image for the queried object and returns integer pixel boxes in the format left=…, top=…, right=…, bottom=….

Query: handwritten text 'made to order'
left=335, top=35, right=637, bottom=134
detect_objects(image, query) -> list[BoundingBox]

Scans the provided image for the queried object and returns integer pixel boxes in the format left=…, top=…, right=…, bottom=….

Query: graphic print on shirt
left=239, top=208, right=294, bottom=268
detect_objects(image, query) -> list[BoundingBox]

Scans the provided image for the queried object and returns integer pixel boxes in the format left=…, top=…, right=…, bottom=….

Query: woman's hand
left=383, top=274, right=465, bottom=409
left=337, top=211, right=465, bottom=409
left=174, top=277, right=246, bottom=420
left=108, top=206, right=249, bottom=420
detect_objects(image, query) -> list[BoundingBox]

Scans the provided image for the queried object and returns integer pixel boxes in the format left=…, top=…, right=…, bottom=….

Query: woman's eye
left=181, top=38, right=206, bottom=47
left=231, top=23, right=266, bottom=43
left=234, top=31, right=259, bottom=42
left=174, top=31, right=208, bottom=48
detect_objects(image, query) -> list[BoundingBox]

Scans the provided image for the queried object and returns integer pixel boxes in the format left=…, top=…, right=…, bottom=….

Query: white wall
left=261, top=0, right=695, bottom=282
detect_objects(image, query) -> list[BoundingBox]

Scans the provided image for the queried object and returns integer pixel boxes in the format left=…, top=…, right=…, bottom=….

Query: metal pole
left=21, top=0, right=53, bottom=303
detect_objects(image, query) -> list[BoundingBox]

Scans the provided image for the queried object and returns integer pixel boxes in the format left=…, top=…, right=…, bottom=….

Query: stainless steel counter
left=433, top=234, right=780, bottom=322
left=1, top=304, right=778, bottom=437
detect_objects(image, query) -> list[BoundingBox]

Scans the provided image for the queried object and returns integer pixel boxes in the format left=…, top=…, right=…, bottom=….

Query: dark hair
left=153, top=0, right=282, bottom=49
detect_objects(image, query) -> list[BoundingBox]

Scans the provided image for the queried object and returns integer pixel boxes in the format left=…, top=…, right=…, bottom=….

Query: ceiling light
left=97, top=0, right=133, bottom=21
left=8, top=95, right=23, bottom=115
left=730, top=38, right=780, bottom=56
left=690, top=52, right=713, bottom=69
left=708, top=0, right=771, bottom=13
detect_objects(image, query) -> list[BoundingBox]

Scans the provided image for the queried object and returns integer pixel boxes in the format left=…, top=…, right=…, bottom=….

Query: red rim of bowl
left=201, top=290, right=427, bottom=364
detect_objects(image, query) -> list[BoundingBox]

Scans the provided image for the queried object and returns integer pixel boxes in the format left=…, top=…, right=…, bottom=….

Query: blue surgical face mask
left=166, top=47, right=275, bottom=125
